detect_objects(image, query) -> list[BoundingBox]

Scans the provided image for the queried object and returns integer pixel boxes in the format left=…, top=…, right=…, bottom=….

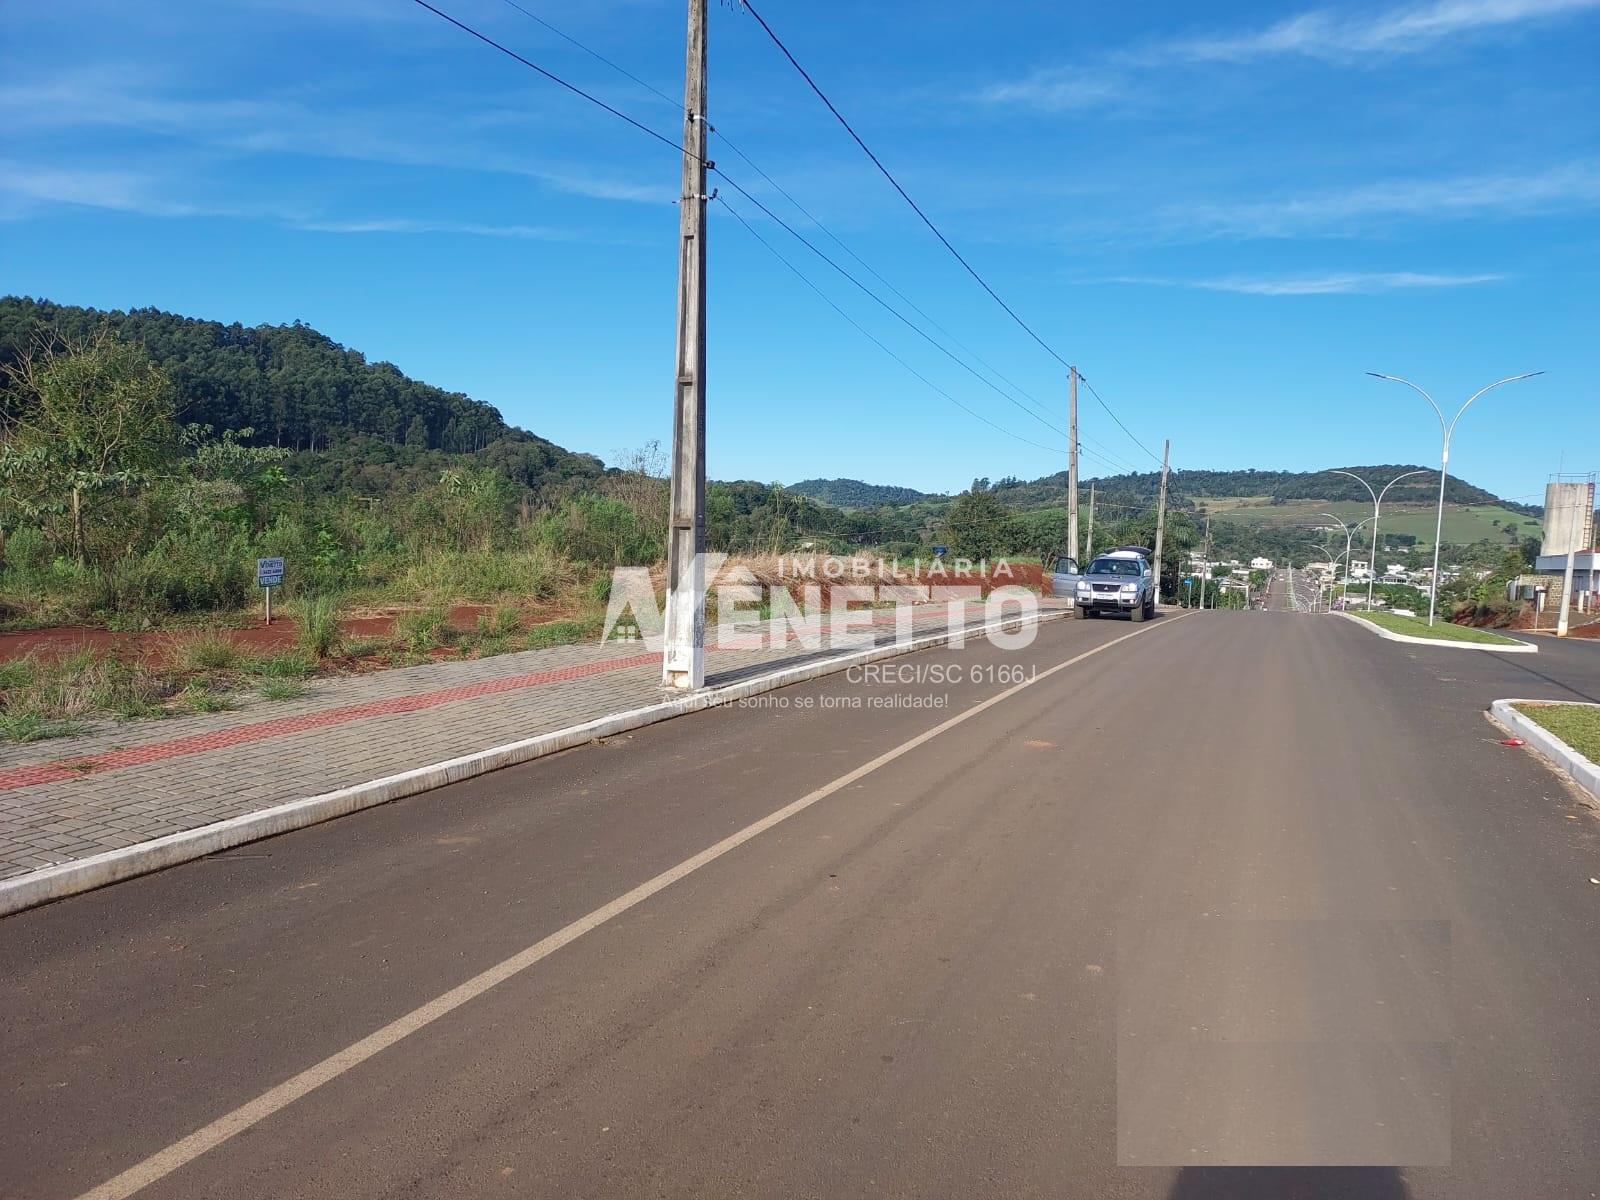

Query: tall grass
left=0, top=649, right=175, bottom=740
left=294, top=593, right=344, bottom=659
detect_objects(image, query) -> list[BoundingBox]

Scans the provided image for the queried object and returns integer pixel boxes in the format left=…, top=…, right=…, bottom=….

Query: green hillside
left=787, top=478, right=939, bottom=507
left=1198, top=497, right=1541, bottom=551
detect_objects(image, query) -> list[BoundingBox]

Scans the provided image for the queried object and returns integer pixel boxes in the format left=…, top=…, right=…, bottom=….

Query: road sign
left=256, top=557, right=285, bottom=588
left=932, top=545, right=948, bottom=558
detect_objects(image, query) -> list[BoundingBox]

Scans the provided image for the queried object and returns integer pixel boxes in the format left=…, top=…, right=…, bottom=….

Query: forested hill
left=0, top=298, right=600, bottom=481
left=788, top=478, right=939, bottom=507
left=993, top=466, right=1523, bottom=511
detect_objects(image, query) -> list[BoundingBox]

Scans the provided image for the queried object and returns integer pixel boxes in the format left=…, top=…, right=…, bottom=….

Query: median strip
left=1338, top=610, right=1536, bottom=652
left=1490, top=699, right=1600, bottom=803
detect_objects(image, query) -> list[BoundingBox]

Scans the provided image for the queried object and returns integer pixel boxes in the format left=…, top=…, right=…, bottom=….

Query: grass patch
left=1351, top=611, right=1524, bottom=645
left=523, top=614, right=602, bottom=650
left=180, top=679, right=237, bottom=714
left=395, top=604, right=457, bottom=653
left=294, top=593, right=344, bottom=660
left=257, top=677, right=309, bottom=702
left=0, top=648, right=176, bottom=737
left=248, top=650, right=315, bottom=679
left=0, top=712, right=88, bottom=743
left=1512, top=702, right=1600, bottom=763
left=169, top=628, right=250, bottom=672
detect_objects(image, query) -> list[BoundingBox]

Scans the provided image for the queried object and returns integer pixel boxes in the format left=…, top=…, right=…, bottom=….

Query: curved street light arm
left=1448, top=371, right=1545, bottom=440
left=1368, top=372, right=1444, bottom=435
left=1330, top=469, right=1378, bottom=505
left=1377, top=469, right=1429, bottom=504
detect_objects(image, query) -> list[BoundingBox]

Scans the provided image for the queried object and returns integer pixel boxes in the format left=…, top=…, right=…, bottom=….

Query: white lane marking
left=75, top=613, right=1186, bottom=1200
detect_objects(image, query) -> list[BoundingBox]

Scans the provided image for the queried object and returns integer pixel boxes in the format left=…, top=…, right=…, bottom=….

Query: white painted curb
left=1336, top=611, right=1537, bottom=653
left=0, top=608, right=1076, bottom=917
left=1489, top=699, right=1600, bottom=803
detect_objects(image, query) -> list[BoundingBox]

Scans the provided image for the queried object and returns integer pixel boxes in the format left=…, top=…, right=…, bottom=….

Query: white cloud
left=1110, top=270, right=1506, bottom=294
left=0, top=158, right=595, bottom=242
left=0, top=71, right=672, bottom=205
left=293, top=217, right=578, bottom=239
left=1164, top=0, right=1600, bottom=63
left=973, top=73, right=1124, bottom=113
left=979, top=0, right=1600, bottom=110
left=1173, top=161, right=1600, bottom=237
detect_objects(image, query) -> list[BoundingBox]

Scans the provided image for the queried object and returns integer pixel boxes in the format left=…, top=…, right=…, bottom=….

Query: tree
left=945, top=488, right=1021, bottom=559
left=1, top=334, right=177, bottom=564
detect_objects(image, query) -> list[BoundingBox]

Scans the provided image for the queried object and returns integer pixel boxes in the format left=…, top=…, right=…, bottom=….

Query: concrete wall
left=1541, top=481, right=1596, bottom=556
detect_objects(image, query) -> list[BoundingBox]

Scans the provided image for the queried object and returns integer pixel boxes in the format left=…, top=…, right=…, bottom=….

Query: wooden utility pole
left=1067, top=366, right=1079, bottom=564
left=663, top=0, right=709, bottom=690
left=1152, top=438, right=1170, bottom=605
left=1085, top=482, right=1096, bottom=561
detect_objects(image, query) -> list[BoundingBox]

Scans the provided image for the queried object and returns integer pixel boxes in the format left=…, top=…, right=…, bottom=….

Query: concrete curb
left=1336, top=611, right=1537, bottom=653
left=1488, top=699, right=1600, bottom=803
left=0, top=608, right=1072, bottom=917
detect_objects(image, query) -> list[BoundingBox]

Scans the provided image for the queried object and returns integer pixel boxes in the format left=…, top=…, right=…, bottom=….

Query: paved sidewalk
left=0, top=599, right=1065, bottom=887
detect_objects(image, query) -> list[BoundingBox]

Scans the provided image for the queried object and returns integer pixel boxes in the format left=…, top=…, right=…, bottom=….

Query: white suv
left=1073, top=548, right=1156, bottom=622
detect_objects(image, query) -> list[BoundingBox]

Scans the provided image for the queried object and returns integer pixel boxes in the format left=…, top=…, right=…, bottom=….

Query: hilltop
left=787, top=478, right=940, bottom=507
left=0, top=297, right=605, bottom=494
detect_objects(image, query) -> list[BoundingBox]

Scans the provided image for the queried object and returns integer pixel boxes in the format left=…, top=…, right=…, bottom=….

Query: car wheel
left=1130, top=601, right=1146, bottom=623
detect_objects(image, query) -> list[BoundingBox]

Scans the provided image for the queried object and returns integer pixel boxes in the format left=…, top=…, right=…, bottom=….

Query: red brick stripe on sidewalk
left=0, top=653, right=660, bottom=792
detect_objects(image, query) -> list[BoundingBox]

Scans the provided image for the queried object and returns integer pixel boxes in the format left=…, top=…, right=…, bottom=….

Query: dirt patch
left=1, top=604, right=504, bottom=665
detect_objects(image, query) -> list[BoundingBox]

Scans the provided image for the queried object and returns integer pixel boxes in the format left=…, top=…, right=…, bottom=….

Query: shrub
left=294, top=593, right=344, bottom=659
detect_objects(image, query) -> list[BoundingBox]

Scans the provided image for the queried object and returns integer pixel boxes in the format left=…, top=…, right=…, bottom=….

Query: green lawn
left=1512, top=702, right=1600, bottom=763
left=1350, top=611, right=1525, bottom=645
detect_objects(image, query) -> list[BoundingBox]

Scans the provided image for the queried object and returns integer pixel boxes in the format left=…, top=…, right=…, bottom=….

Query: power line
left=415, top=0, right=1075, bottom=445
left=717, top=192, right=1067, bottom=456
left=738, top=0, right=1165, bottom=473
left=411, top=0, right=683, bottom=155
left=1077, top=373, right=1165, bottom=468
left=740, top=0, right=1072, bottom=373
left=491, top=0, right=1070, bottom=440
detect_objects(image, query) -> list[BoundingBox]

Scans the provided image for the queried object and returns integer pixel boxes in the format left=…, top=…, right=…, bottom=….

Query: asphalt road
left=3, top=610, right=1598, bottom=1199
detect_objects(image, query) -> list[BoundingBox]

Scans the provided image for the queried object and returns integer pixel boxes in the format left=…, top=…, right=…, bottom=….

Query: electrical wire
left=740, top=0, right=1070, bottom=372
left=415, top=1, right=1161, bottom=475
left=498, top=0, right=1065, bottom=435
left=716, top=192, right=1066, bottom=456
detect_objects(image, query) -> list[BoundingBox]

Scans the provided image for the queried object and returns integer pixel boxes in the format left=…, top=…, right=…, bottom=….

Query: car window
left=1088, top=558, right=1143, bottom=576
left=1054, top=557, right=1078, bottom=575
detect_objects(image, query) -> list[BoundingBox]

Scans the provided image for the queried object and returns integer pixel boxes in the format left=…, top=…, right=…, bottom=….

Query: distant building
left=1250, top=556, right=1273, bottom=570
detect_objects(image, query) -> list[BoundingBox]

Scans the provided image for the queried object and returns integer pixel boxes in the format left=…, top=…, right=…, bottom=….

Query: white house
left=1250, top=556, right=1273, bottom=570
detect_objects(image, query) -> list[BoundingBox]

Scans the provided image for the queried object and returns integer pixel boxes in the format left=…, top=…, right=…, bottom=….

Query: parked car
left=1049, top=554, right=1081, bottom=601
left=1074, top=547, right=1156, bottom=621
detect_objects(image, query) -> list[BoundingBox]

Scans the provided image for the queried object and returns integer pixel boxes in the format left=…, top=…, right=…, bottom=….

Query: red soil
left=0, top=605, right=498, bottom=666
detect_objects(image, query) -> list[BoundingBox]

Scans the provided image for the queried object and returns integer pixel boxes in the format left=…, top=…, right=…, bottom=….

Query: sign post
left=257, top=557, right=285, bottom=625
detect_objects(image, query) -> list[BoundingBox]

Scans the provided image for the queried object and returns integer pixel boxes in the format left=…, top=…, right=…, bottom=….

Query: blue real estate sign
left=256, top=557, right=285, bottom=588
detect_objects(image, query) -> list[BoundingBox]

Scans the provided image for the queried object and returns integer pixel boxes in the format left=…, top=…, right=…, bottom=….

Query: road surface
left=3, top=612, right=1598, bottom=1199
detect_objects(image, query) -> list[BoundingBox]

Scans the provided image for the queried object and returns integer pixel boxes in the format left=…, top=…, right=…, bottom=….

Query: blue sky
left=4, top=0, right=1597, bottom=502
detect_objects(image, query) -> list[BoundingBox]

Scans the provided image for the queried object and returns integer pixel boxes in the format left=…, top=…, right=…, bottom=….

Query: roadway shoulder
left=1488, top=700, right=1600, bottom=805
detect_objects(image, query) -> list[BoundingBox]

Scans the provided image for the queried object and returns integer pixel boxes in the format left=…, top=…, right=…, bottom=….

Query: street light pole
left=1331, top=469, right=1428, bottom=612
left=1367, top=372, right=1543, bottom=626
